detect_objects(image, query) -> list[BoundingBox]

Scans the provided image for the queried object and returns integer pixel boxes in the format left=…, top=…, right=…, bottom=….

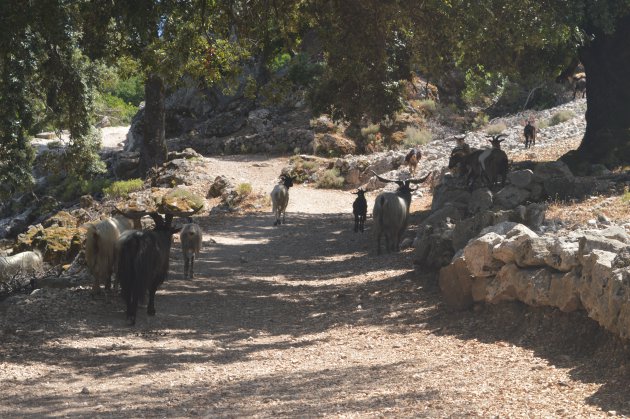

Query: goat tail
left=84, top=227, right=99, bottom=271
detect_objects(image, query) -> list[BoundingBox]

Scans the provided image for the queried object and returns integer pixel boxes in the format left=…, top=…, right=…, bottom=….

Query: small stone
left=587, top=219, right=597, bottom=226
left=81, top=387, right=90, bottom=395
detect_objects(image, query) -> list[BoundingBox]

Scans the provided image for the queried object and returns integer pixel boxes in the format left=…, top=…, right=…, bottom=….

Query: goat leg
left=147, top=288, right=157, bottom=316
left=184, top=256, right=190, bottom=279
left=190, top=255, right=195, bottom=279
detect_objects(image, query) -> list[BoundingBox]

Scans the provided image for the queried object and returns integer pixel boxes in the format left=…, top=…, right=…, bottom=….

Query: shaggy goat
left=404, top=148, right=422, bottom=175
left=180, top=220, right=202, bottom=279
left=0, top=251, right=43, bottom=281
left=371, top=171, right=430, bottom=254
left=352, top=189, right=367, bottom=233
left=117, top=213, right=180, bottom=325
left=573, top=73, right=586, bottom=99
left=524, top=120, right=536, bottom=149
left=270, top=174, right=295, bottom=226
left=85, top=215, right=134, bottom=293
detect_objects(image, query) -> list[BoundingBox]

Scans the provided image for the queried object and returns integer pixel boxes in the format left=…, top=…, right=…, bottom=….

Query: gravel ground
left=1, top=153, right=630, bottom=418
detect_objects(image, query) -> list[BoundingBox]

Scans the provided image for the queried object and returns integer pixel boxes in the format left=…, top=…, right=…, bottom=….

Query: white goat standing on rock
left=270, top=174, right=295, bottom=226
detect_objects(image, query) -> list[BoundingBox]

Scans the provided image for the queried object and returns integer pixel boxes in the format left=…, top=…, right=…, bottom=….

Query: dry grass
left=547, top=194, right=629, bottom=226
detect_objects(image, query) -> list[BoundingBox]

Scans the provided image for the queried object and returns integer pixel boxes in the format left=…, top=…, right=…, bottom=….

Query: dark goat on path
left=117, top=213, right=181, bottom=325
left=524, top=121, right=536, bottom=149
left=352, top=188, right=367, bottom=233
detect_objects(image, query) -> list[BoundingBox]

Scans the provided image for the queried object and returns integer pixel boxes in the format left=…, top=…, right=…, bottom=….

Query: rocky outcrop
left=438, top=222, right=630, bottom=340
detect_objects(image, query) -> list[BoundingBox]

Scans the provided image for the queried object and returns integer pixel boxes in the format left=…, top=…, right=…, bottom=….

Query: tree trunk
left=564, top=14, right=630, bottom=171
left=141, top=73, right=167, bottom=173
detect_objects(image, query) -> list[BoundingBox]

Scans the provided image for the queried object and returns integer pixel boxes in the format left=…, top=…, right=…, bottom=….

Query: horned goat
left=448, top=148, right=484, bottom=188
left=371, top=171, right=430, bottom=255
left=180, top=220, right=202, bottom=279
left=352, top=188, right=367, bottom=233
left=85, top=215, right=134, bottom=293
left=480, top=135, right=509, bottom=188
left=117, top=213, right=181, bottom=325
left=0, top=251, right=43, bottom=282
left=270, top=174, right=295, bottom=226
left=524, top=120, right=536, bottom=149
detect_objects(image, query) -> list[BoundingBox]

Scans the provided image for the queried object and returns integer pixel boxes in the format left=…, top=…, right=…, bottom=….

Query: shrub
left=548, top=110, right=575, bottom=126
left=361, top=123, right=380, bottom=138
left=316, top=168, right=345, bottom=189
left=56, top=177, right=112, bottom=202
left=414, top=99, right=437, bottom=115
left=485, top=123, right=507, bottom=135
left=236, top=183, right=253, bottom=197
left=403, top=126, right=432, bottom=147
left=103, top=179, right=144, bottom=199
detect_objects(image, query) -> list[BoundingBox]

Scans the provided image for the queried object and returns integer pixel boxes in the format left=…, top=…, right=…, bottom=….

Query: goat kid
left=180, top=220, right=202, bottom=279
left=270, top=174, right=295, bottom=226
left=352, top=188, right=367, bottom=233
left=524, top=120, right=536, bottom=149
left=117, top=213, right=180, bottom=325
left=573, top=73, right=586, bottom=99
left=371, top=171, right=430, bottom=255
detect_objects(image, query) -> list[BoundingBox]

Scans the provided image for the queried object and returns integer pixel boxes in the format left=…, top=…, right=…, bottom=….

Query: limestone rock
left=313, top=133, right=357, bottom=156
left=507, top=169, right=534, bottom=188
left=494, top=185, right=531, bottom=209
left=468, top=188, right=493, bottom=214
left=439, top=254, right=474, bottom=310
left=463, top=232, right=504, bottom=278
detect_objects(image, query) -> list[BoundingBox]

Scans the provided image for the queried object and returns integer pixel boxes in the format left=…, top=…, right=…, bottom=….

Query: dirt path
left=1, top=156, right=629, bottom=417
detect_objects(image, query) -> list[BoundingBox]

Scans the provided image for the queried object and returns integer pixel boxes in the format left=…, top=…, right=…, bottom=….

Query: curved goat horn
left=370, top=170, right=397, bottom=184
left=408, top=172, right=431, bottom=184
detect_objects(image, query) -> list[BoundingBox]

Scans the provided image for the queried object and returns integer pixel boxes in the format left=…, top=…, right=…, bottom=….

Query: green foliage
left=462, top=67, right=508, bottom=107
left=270, top=53, right=292, bottom=72
left=403, top=127, right=432, bottom=147
left=287, top=53, right=324, bottom=87
left=94, top=93, right=138, bottom=125
left=236, top=183, right=253, bottom=196
left=316, top=168, right=345, bottom=189
left=361, top=123, right=380, bottom=138
left=103, top=179, right=144, bottom=199
left=414, top=99, right=437, bottom=116
left=548, top=110, right=576, bottom=126
left=623, top=191, right=630, bottom=203
left=55, top=177, right=111, bottom=203
left=485, top=123, right=508, bottom=135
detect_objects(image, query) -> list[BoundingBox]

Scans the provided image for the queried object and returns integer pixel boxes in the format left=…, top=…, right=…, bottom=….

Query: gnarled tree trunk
left=565, top=14, right=630, bottom=170
left=141, top=73, right=167, bottom=173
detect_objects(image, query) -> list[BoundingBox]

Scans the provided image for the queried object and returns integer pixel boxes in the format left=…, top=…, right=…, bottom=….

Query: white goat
left=0, top=251, right=43, bottom=281
left=180, top=222, right=202, bottom=279
left=85, top=215, right=134, bottom=293
left=270, top=175, right=295, bottom=226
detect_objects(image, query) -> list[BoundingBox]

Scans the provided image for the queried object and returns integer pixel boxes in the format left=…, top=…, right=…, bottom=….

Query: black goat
left=117, top=213, right=181, bottom=325
left=524, top=121, right=536, bottom=149
left=352, top=188, right=367, bottom=233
